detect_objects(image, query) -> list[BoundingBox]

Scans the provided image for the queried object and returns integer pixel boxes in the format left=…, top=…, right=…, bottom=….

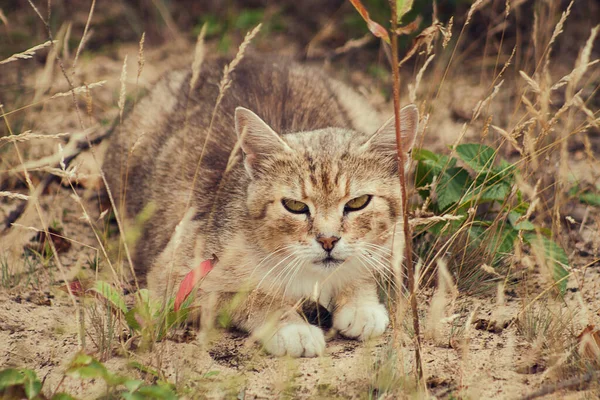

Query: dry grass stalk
left=62, top=22, right=72, bottom=61
left=0, top=40, right=55, bottom=64
left=185, top=24, right=262, bottom=208
left=0, top=9, right=8, bottom=26
left=425, top=259, right=458, bottom=342
left=72, top=0, right=96, bottom=70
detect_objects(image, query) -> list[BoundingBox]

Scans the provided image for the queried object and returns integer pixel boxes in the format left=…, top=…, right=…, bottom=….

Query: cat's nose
left=317, top=235, right=340, bottom=251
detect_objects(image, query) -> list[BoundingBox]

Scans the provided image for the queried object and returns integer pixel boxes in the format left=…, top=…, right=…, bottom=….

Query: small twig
left=519, top=371, right=598, bottom=400
left=389, top=0, right=423, bottom=382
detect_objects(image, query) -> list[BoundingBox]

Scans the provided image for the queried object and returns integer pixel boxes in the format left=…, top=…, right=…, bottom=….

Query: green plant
left=0, top=353, right=178, bottom=400
left=89, top=281, right=196, bottom=351
left=413, top=144, right=570, bottom=293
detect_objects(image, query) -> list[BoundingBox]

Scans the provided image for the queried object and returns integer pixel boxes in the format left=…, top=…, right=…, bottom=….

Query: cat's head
left=235, top=105, right=418, bottom=272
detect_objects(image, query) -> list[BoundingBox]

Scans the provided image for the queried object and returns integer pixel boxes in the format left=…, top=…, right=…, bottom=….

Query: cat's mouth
left=316, top=255, right=345, bottom=268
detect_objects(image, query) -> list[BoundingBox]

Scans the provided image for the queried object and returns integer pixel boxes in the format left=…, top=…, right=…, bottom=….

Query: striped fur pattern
left=103, top=54, right=418, bottom=357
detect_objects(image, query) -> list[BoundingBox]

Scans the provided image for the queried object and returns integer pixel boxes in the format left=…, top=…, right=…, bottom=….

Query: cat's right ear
left=235, top=107, right=290, bottom=176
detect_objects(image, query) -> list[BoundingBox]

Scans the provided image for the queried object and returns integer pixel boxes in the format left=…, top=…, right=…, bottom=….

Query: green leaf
left=0, top=369, right=26, bottom=390
left=396, top=0, right=414, bottom=23
left=125, top=309, right=142, bottom=332
left=123, top=379, right=144, bottom=392
left=203, top=371, right=220, bottom=378
left=455, top=144, right=497, bottom=173
left=524, top=233, right=569, bottom=294
left=21, top=369, right=42, bottom=399
left=462, top=182, right=511, bottom=205
left=135, top=384, right=178, bottom=400
left=52, top=393, right=77, bottom=400
left=92, top=281, right=128, bottom=314
left=508, top=211, right=535, bottom=231
left=436, top=167, right=471, bottom=210
left=580, top=192, right=600, bottom=206
left=66, top=353, right=109, bottom=380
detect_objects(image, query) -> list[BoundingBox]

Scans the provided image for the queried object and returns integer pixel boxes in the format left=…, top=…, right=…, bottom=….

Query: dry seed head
left=0, top=40, right=55, bottom=64
left=118, top=55, right=128, bottom=121
left=542, top=0, right=573, bottom=76
left=409, top=54, right=435, bottom=103
left=0, top=191, right=29, bottom=201
left=519, top=71, right=541, bottom=94
left=137, top=32, right=146, bottom=81
left=442, top=17, right=453, bottom=48
left=0, top=130, right=72, bottom=144
left=50, top=80, right=106, bottom=99
left=569, top=25, right=599, bottom=94
left=491, top=125, right=523, bottom=154
left=473, top=79, right=504, bottom=120
left=190, top=24, right=207, bottom=92
left=466, top=0, right=487, bottom=26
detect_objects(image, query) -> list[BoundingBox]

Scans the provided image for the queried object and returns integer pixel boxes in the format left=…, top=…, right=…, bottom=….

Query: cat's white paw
left=333, top=302, right=389, bottom=340
left=262, top=323, right=325, bottom=357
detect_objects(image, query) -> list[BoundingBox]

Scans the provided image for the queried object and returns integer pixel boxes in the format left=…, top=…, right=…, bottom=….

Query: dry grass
left=0, top=0, right=599, bottom=399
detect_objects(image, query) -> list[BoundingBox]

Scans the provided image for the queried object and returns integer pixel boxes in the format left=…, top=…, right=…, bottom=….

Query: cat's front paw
left=262, top=323, right=325, bottom=357
left=333, top=302, right=389, bottom=340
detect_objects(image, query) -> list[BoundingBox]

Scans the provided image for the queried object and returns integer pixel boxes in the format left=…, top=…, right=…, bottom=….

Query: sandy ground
left=1, top=36, right=600, bottom=399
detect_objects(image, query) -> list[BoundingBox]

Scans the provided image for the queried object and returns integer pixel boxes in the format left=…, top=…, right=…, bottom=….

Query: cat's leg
left=332, top=280, right=390, bottom=340
left=224, top=291, right=326, bottom=357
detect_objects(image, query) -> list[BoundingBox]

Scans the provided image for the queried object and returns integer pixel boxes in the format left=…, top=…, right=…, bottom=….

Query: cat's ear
left=362, top=104, right=419, bottom=155
left=235, top=107, right=290, bottom=174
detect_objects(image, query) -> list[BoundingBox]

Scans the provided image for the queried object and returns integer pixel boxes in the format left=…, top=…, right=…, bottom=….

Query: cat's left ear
left=362, top=104, right=419, bottom=155
left=235, top=107, right=291, bottom=176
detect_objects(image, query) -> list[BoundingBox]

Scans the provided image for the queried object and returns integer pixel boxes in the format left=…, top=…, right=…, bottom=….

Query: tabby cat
left=103, top=54, right=418, bottom=357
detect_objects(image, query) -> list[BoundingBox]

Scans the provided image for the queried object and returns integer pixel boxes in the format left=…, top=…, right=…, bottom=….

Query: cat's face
left=236, top=106, right=418, bottom=273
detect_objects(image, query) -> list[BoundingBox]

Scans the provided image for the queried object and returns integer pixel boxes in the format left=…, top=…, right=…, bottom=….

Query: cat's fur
left=103, top=54, right=418, bottom=357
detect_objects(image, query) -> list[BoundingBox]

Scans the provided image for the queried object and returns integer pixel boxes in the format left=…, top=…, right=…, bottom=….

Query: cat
left=103, top=53, right=418, bottom=357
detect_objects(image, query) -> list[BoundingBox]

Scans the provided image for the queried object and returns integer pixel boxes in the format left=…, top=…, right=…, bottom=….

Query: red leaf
left=58, top=279, right=92, bottom=297
left=348, top=0, right=390, bottom=44
left=174, top=257, right=215, bottom=312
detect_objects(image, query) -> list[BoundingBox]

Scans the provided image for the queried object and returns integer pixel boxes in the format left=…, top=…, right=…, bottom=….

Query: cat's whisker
left=355, top=255, right=394, bottom=295
left=358, top=254, right=402, bottom=294
left=264, top=252, right=304, bottom=297
left=361, top=243, right=392, bottom=255
left=281, top=258, right=307, bottom=305
left=248, top=245, right=297, bottom=279
left=255, top=250, right=299, bottom=292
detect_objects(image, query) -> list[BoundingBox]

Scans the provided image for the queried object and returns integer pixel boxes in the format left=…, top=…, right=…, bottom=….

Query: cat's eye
left=282, top=199, right=310, bottom=214
left=344, top=195, right=372, bottom=212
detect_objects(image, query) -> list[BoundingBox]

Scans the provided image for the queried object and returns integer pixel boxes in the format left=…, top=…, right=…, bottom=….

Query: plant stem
left=389, top=0, right=423, bottom=382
